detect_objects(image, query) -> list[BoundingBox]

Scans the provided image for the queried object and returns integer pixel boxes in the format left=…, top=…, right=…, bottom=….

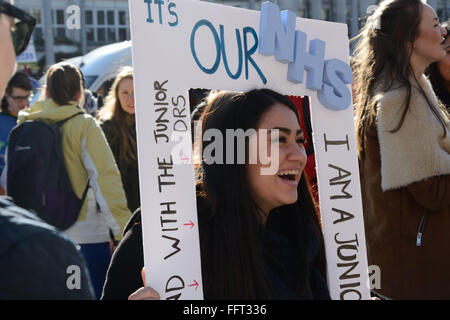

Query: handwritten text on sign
left=129, top=0, right=369, bottom=300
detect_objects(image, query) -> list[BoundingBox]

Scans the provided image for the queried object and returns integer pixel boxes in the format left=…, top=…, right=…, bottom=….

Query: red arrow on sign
left=183, top=220, right=195, bottom=229
left=188, top=280, right=199, bottom=290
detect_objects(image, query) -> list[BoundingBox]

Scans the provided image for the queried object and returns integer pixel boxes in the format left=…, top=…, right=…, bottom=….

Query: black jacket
left=101, top=118, right=140, bottom=213
left=0, top=197, right=94, bottom=299
left=102, top=205, right=330, bottom=300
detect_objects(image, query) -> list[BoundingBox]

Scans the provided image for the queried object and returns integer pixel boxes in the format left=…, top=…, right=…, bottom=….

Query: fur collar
left=376, top=75, right=450, bottom=191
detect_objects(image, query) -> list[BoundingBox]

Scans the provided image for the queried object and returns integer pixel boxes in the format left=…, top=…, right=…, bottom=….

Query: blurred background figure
left=0, top=71, right=32, bottom=175
left=0, top=196, right=95, bottom=299
left=12, top=61, right=131, bottom=299
left=0, top=0, right=94, bottom=299
left=426, top=20, right=450, bottom=111
left=1, top=71, right=32, bottom=118
left=97, top=66, right=140, bottom=214
left=354, top=0, right=450, bottom=299
left=80, top=72, right=99, bottom=116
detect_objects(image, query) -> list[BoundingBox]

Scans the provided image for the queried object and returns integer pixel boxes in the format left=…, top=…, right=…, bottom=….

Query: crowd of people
left=0, top=0, right=449, bottom=300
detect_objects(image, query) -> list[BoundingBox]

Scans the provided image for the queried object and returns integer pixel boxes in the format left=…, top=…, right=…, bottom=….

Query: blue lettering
left=145, top=0, right=177, bottom=27
left=168, top=3, right=178, bottom=27
left=190, top=19, right=266, bottom=84
left=258, top=2, right=296, bottom=63
left=155, top=0, right=164, bottom=24
left=144, top=0, right=154, bottom=23
left=318, top=59, right=353, bottom=111
left=190, top=20, right=221, bottom=74
left=220, top=25, right=243, bottom=80
left=258, top=4, right=353, bottom=111
left=287, top=30, right=326, bottom=90
left=243, top=26, right=267, bottom=84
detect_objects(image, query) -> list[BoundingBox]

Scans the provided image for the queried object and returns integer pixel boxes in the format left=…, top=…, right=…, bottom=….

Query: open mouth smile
left=277, top=170, right=300, bottom=186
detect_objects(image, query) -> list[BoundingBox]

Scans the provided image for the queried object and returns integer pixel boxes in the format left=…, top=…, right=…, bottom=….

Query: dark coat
left=359, top=78, right=450, bottom=299
left=101, top=205, right=330, bottom=300
left=100, top=118, right=140, bottom=213
left=0, top=197, right=94, bottom=299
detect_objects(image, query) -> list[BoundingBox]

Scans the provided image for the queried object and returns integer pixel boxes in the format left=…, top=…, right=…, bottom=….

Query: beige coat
left=359, top=75, right=450, bottom=299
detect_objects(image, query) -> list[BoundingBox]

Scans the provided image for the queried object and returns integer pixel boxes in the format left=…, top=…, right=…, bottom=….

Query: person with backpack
left=6, top=61, right=131, bottom=299
left=0, top=0, right=94, bottom=299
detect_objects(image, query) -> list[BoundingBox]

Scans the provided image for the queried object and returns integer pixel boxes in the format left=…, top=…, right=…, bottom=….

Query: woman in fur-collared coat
left=353, top=0, right=450, bottom=299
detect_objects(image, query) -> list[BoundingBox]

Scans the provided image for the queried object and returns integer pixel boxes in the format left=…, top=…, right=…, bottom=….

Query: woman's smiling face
left=246, top=102, right=307, bottom=216
left=412, top=4, right=448, bottom=66
left=118, top=77, right=135, bottom=114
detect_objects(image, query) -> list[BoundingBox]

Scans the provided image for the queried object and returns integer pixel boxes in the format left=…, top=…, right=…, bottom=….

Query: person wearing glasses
left=1, top=71, right=32, bottom=118
left=0, top=0, right=34, bottom=195
left=0, top=0, right=94, bottom=299
left=0, top=71, right=32, bottom=174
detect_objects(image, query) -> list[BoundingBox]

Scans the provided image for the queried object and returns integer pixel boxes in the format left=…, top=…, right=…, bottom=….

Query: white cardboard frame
left=129, top=0, right=370, bottom=300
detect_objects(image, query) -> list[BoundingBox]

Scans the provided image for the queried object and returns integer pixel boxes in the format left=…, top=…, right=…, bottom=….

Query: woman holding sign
left=102, top=89, right=330, bottom=300
left=354, top=0, right=450, bottom=299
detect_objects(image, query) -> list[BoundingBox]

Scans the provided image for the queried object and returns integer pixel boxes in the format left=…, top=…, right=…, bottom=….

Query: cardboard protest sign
left=129, top=0, right=370, bottom=300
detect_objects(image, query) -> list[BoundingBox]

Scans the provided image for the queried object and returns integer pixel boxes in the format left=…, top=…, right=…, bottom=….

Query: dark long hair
left=195, top=89, right=326, bottom=299
left=353, top=0, right=447, bottom=158
left=46, top=62, right=83, bottom=106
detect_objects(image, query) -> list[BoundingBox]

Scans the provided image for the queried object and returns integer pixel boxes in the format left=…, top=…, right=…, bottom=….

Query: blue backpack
left=6, top=113, right=89, bottom=230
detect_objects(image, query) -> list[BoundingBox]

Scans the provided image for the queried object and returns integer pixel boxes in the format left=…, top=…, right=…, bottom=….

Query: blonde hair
left=97, top=66, right=136, bottom=164
left=97, top=66, right=133, bottom=120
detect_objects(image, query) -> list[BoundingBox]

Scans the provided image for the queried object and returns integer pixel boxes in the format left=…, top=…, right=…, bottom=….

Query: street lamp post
left=79, top=0, right=87, bottom=55
left=445, top=0, right=448, bottom=20
left=349, top=0, right=358, bottom=53
left=310, top=0, right=322, bottom=20
left=43, top=0, right=55, bottom=66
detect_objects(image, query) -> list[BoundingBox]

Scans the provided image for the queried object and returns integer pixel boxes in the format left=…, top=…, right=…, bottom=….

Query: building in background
left=211, top=0, right=449, bottom=39
left=15, top=0, right=130, bottom=68
left=15, top=0, right=449, bottom=73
